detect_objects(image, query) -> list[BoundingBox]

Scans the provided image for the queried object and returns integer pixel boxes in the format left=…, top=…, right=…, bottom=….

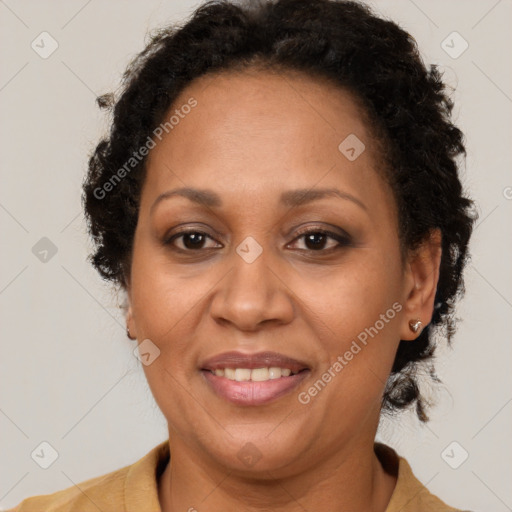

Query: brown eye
left=181, top=232, right=207, bottom=249
left=303, top=232, right=330, bottom=250
left=165, top=230, right=221, bottom=251
left=289, top=228, right=352, bottom=252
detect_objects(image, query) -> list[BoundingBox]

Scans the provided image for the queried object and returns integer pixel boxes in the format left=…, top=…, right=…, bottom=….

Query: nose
left=209, top=244, right=295, bottom=332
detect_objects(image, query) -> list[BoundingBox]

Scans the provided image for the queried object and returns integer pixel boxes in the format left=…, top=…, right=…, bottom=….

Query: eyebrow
left=150, top=186, right=367, bottom=215
left=280, top=188, right=367, bottom=211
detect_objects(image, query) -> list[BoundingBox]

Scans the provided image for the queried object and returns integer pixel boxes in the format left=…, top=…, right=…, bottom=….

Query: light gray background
left=1, top=0, right=511, bottom=510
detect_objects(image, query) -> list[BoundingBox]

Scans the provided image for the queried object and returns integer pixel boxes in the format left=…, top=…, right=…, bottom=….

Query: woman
left=10, top=0, right=476, bottom=510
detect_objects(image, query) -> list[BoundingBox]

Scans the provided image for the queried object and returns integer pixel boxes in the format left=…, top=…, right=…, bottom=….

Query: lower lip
left=202, top=370, right=310, bottom=406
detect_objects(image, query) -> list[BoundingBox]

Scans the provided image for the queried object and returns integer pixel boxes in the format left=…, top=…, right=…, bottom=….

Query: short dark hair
left=82, top=0, right=476, bottom=421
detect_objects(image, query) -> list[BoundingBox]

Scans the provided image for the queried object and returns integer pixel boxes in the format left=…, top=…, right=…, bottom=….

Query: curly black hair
left=82, top=0, right=476, bottom=421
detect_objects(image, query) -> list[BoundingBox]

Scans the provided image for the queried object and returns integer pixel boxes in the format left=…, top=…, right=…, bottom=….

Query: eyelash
left=165, top=227, right=351, bottom=254
left=293, top=227, right=352, bottom=252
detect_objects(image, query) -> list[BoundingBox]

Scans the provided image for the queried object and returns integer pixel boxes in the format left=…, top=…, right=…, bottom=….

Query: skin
left=125, top=67, right=442, bottom=512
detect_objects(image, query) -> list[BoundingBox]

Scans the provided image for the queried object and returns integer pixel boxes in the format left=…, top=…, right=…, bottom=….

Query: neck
left=158, top=435, right=397, bottom=512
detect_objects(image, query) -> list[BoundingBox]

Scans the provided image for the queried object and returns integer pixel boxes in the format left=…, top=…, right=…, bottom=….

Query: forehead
left=142, top=67, right=389, bottom=211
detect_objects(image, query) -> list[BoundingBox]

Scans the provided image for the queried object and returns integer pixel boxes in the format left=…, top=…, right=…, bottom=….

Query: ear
left=399, top=229, right=442, bottom=340
left=124, top=280, right=138, bottom=340
left=126, top=305, right=137, bottom=340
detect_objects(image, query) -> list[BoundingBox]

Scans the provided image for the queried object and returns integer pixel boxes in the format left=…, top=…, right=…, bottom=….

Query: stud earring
left=126, top=326, right=135, bottom=340
left=409, top=319, right=423, bottom=334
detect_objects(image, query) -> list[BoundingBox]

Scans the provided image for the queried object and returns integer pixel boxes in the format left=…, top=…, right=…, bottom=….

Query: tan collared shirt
left=8, top=440, right=464, bottom=511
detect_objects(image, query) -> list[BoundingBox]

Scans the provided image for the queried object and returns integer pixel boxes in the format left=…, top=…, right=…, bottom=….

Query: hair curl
left=82, top=0, right=476, bottom=421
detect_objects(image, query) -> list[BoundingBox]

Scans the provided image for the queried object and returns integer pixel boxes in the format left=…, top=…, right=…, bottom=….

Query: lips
left=200, top=351, right=311, bottom=406
left=201, top=350, right=310, bottom=373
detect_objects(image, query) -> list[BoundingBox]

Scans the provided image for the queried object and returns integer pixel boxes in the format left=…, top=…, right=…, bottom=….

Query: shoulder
left=7, top=440, right=169, bottom=512
left=6, top=466, right=129, bottom=512
left=375, top=443, right=470, bottom=512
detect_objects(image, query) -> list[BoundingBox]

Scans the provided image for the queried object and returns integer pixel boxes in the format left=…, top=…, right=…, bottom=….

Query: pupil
left=184, top=233, right=204, bottom=249
left=306, top=233, right=326, bottom=250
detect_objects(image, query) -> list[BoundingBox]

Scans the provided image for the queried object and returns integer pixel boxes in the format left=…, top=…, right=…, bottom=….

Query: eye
left=164, top=227, right=351, bottom=253
left=288, top=228, right=351, bottom=252
left=165, top=230, right=222, bottom=251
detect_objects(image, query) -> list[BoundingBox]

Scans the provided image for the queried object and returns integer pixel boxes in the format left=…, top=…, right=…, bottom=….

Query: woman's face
left=126, top=68, right=436, bottom=476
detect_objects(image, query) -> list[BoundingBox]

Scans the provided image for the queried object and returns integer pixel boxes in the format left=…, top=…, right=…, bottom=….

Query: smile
left=209, top=367, right=301, bottom=381
left=201, top=368, right=310, bottom=406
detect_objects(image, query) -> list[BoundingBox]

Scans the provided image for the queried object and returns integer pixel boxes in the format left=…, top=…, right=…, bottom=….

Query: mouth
left=206, top=366, right=305, bottom=379
left=200, top=351, right=311, bottom=406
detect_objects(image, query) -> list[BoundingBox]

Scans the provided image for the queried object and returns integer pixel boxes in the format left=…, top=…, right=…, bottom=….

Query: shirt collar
left=123, top=439, right=449, bottom=512
left=124, top=439, right=169, bottom=512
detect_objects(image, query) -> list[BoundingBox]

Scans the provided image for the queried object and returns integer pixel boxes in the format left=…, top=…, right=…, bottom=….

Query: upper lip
left=201, top=351, right=310, bottom=373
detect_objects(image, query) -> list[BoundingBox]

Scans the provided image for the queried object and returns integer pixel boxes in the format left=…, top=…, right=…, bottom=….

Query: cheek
left=132, top=275, right=211, bottom=365
left=302, top=253, right=402, bottom=335
left=295, top=251, right=403, bottom=388
left=129, top=232, right=210, bottom=339
left=129, top=257, right=208, bottom=412
left=293, top=264, right=402, bottom=430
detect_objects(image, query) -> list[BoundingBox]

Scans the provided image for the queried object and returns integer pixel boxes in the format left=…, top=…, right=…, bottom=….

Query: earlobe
left=126, top=307, right=137, bottom=340
left=400, top=229, right=442, bottom=341
left=125, top=288, right=137, bottom=340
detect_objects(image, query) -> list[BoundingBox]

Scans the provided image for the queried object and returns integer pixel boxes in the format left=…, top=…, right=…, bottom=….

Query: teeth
left=234, top=368, right=251, bottom=381
left=268, top=367, right=280, bottom=379
left=211, top=367, right=299, bottom=381
left=251, top=368, right=269, bottom=381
